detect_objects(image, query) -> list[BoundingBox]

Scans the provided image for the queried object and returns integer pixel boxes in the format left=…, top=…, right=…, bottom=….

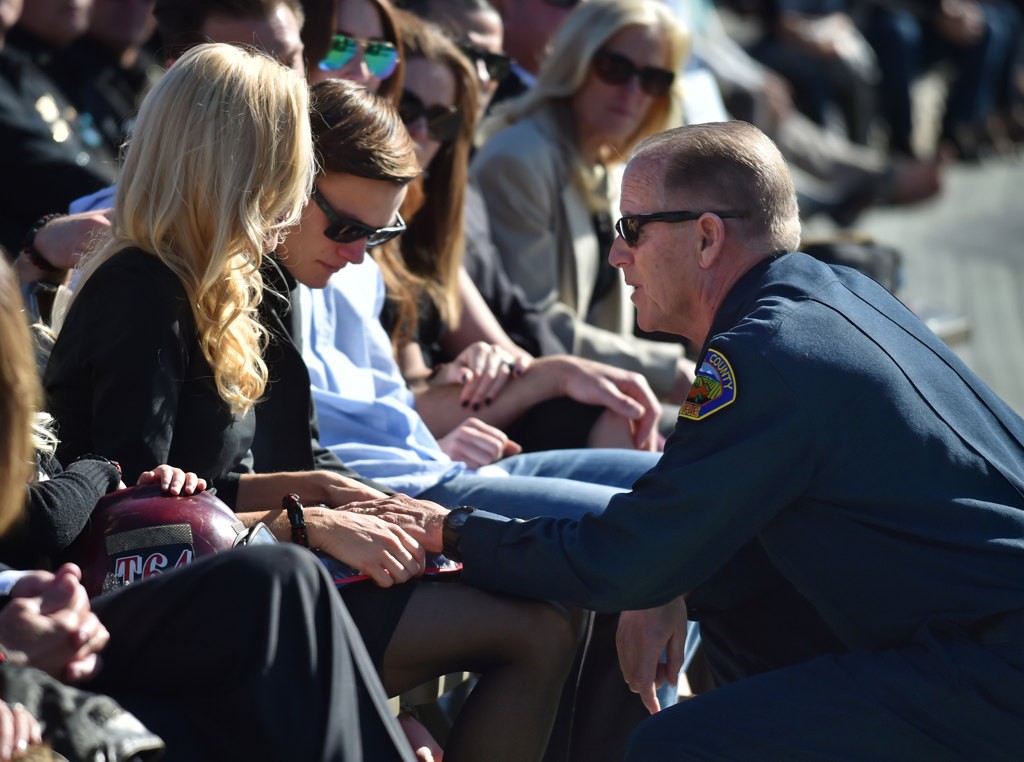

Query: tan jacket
left=470, top=104, right=681, bottom=398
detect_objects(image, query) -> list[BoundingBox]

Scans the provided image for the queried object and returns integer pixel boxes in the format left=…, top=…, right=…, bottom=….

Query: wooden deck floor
left=803, top=152, right=1024, bottom=415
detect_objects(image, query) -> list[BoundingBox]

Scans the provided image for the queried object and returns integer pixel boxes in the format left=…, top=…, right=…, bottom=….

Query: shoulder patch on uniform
left=678, top=348, right=737, bottom=421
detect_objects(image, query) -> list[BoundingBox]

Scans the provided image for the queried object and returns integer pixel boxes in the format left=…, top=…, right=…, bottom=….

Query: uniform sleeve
left=457, top=338, right=821, bottom=611
left=47, top=257, right=193, bottom=484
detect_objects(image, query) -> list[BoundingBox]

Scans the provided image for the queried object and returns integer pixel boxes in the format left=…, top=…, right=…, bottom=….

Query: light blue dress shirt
left=298, top=256, right=466, bottom=496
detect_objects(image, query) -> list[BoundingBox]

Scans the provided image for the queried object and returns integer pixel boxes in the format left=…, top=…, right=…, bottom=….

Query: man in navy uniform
left=363, top=120, right=1024, bottom=759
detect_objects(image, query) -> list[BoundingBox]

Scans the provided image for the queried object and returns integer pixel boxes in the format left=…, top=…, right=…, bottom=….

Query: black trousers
left=87, top=544, right=413, bottom=762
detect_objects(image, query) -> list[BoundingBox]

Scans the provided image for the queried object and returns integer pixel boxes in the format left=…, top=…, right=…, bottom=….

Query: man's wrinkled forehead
left=621, top=157, right=671, bottom=213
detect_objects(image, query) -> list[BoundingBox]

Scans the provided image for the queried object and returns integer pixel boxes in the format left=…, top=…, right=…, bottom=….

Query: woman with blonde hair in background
left=471, top=0, right=696, bottom=407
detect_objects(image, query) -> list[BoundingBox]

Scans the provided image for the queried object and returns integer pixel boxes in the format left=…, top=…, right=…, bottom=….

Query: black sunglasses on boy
left=312, top=188, right=406, bottom=247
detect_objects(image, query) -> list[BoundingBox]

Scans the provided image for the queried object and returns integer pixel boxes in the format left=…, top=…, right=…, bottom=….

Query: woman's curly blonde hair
left=60, top=43, right=315, bottom=415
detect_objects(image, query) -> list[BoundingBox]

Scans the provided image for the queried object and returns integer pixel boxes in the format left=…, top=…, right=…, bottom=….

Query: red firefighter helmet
left=65, top=485, right=271, bottom=597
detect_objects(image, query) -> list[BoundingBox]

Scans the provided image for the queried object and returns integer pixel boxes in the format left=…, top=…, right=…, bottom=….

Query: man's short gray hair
left=632, top=121, right=802, bottom=252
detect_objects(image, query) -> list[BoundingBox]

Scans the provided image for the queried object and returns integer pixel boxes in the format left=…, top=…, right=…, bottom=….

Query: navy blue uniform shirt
left=457, top=252, right=1024, bottom=654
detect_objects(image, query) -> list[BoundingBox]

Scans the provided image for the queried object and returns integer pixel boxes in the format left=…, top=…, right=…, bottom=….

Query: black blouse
left=44, top=248, right=255, bottom=505
left=44, top=248, right=387, bottom=509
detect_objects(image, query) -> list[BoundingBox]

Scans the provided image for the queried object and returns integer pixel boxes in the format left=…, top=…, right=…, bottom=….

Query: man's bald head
left=632, top=121, right=801, bottom=254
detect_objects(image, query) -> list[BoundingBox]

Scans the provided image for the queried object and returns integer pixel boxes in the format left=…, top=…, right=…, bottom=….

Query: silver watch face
left=447, top=507, right=473, bottom=528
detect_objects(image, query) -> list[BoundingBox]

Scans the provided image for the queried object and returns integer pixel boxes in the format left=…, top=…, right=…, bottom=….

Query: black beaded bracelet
left=282, top=493, right=310, bottom=548
left=20, top=213, right=67, bottom=272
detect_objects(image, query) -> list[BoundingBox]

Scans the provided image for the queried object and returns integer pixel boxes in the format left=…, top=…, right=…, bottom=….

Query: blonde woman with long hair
left=52, top=41, right=309, bottom=419
left=47, top=42, right=420, bottom=553
left=44, top=43, right=364, bottom=514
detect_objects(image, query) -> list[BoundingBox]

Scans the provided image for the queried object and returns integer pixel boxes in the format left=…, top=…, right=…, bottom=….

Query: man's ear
left=695, top=213, right=726, bottom=269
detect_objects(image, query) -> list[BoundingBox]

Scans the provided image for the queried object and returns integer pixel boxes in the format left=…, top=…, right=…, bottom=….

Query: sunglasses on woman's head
left=458, top=43, right=513, bottom=82
left=318, top=33, right=399, bottom=79
left=592, top=50, right=675, bottom=97
left=399, top=90, right=463, bottom=143
left=312, top=188, right=406, bottom=247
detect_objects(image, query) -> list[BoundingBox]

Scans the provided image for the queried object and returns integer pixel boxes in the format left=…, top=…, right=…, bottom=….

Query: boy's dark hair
left=309, top=79, right=419, bottom=183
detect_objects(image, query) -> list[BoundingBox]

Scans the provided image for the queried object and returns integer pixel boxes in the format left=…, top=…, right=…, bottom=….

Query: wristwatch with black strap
left=442, top=506, right=475, bottom=561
